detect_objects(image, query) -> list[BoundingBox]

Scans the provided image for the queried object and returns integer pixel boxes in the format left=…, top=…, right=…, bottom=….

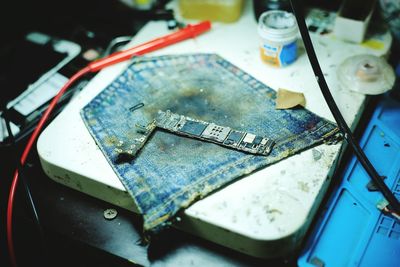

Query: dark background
left=3, top=0, right=396, bottom=266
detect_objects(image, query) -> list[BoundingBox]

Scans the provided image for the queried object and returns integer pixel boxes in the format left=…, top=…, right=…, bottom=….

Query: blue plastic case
left=298, top=94, right=400, bottom=267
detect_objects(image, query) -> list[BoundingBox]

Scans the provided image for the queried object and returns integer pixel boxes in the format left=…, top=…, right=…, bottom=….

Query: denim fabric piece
left=81, top=54, right=339, bottom=232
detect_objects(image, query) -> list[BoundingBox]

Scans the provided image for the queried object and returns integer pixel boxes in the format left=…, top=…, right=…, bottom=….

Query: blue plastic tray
left=298, top=94, right=400, bottom=267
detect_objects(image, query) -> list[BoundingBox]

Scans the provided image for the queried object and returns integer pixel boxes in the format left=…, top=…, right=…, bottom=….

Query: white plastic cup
left=258, top=10, right=299, bottom=67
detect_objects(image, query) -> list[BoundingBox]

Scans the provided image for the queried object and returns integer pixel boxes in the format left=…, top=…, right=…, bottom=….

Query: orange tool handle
left=88, top=21, right=212, bottom=72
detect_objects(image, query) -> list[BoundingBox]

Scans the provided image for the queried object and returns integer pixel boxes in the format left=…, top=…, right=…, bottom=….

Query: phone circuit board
left=115, top=110, right=275, bottom=160
left=155, top=110, right=275, bottom=156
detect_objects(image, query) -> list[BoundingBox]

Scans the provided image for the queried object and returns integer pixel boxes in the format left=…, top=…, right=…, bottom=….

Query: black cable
left=289, top=0, right=400, bottom=213
left=4, top=113, right=50, bottom=265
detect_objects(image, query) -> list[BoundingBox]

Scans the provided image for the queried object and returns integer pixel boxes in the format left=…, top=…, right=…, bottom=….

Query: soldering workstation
left=1, top=0, right=399, bottom=266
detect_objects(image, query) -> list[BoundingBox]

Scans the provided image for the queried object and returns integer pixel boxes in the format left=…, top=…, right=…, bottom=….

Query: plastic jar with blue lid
left=258, top=10, right=299, bottom=67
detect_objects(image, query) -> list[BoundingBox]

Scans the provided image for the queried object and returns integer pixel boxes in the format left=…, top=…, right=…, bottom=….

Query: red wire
left=6, top=21, right=212, bottom=266
left=6, top=67, right=91, bottom=267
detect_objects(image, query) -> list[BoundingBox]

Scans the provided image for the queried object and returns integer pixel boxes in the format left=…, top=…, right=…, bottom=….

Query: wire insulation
left=4, top=114, right=50, bottom=263
left=289, top=0, right=400, bottom=212
left=6, top=67, right=91, bottom=267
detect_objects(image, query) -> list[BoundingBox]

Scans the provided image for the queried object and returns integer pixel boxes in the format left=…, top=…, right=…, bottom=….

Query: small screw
left=103, top=208, right=118, bottom=220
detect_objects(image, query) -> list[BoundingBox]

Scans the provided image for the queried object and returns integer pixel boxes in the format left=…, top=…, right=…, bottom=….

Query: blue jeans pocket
left=81, top=54, right=339, bottom=232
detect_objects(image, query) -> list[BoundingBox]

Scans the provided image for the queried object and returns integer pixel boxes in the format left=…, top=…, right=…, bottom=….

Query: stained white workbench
left=37, top=1, right=391, bottom=258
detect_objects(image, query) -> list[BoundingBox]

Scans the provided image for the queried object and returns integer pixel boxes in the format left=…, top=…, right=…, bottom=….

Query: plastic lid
left=337, top=55, right=395, bottom=95
left=258, top=10, right=298, bottom=42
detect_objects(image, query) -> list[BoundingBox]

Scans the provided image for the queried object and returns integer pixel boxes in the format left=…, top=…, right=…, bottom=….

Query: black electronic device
left=0, top=32, right=81, bottom=142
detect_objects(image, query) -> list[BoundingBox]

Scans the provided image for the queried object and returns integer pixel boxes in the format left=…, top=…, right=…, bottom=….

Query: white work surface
left=37, top=1, right=391, bottom=258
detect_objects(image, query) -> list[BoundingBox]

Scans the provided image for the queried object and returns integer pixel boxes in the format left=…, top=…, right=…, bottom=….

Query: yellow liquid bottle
left=179, top=0, right=244, bottom=23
